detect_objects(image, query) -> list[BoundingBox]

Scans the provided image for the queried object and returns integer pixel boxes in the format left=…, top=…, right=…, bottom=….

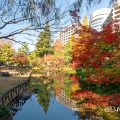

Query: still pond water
left=13, top=93, right=88, bottom=120
left=11, top=76, right=90, bottom=120
left=9, top=74, right=120, bottom=120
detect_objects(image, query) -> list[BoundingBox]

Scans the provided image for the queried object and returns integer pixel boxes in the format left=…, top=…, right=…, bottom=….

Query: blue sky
left=57, top=0, right=112, bottom=25
left=1, top=0, right=112, bottom=51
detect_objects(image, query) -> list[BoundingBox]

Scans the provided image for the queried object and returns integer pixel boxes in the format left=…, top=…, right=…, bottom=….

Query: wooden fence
left=0, top=73, right=31, bottom=107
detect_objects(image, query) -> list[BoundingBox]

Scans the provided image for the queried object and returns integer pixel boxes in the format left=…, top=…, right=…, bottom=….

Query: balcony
left=114, top=14, right=120, bottom=19
left=114, top=5, right=120, bottom=11
left=114, top=9, right=120, bottom=14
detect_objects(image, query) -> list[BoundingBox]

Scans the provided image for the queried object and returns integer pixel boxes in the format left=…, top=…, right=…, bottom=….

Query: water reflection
left=8, top=73, right=120, bottom=120
left=52, top=73, right=120, bottom=120
left=56, top=90, right=79, bottom=111
left=36, top=84, right=52, bottom=113
left=9, top=93, right=31, bottom=116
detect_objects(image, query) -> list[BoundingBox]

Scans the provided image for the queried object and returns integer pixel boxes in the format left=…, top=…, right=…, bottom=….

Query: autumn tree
left=82, top=16, right=89, bottom=27
left=52, top=40, right=64, bottom=71
left=13, top=53, right=29, bottom=66
left=70, top=23, right=120, bottom=112
left=53, top=40, right=64, bottom=63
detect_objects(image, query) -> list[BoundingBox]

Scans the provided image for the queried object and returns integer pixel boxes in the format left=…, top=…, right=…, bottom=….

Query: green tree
left=35, top=23, right=53, bottom=57
left=64, top=39, right=72, bottom=64
left=63, top=39, right=76, bottom=74
left=18, top=42, right=30, bottom=55
left=31, top=81, right=52, bottom=114
left=37, top=84, right=51, bottom=114
left=0, top=44, right=14, bottom=65
left=28, top=50, right=38, bottom=66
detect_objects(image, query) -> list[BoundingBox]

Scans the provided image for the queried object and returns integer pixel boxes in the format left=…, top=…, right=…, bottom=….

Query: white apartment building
left=90, top=8, right=111, bottom=31
left=59, top=23, right=81, bottom=45
left=112, top=0, right=120, bottom=31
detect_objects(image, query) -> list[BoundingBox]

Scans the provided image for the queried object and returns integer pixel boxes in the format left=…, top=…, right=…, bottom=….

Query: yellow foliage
left=114, top=50, right=120, bottom=56
left=71, top=83, right=80, bottom=92
left=82, top=16, right=89, bottom=27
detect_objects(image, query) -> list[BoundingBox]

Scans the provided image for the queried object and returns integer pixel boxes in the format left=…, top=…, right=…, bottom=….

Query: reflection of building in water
left=56, top=91, right=79, bottom=111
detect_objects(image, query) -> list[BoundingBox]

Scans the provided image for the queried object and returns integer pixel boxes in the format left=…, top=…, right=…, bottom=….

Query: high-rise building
left=90, top=8, right=111, bottom=31
left=112, top=0, right=120, bottom=31
left=57, top=16, right=89, bottom=45
left=59, top=23, right=81, bottom=45
left=103, top=11, right=113, bottom=26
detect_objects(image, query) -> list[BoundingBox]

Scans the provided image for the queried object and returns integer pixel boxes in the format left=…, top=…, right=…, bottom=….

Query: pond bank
left=0, top=73, right=31, bottom=106
left=0, top=74, right=31, bottom=96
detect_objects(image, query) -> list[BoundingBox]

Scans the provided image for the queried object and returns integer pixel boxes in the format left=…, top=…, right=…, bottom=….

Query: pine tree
left=35, top=23, right=53, bottom=57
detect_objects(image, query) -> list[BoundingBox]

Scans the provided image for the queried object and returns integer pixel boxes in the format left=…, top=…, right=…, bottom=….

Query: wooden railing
left=0, top=73, right=31, bottom=107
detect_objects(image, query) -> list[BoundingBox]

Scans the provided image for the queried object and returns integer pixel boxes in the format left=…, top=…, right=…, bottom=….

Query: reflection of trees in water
left=53, top=73, right=71, bottom=94
left=18, top=67, right=30, bottom=75
left=53, top=74, right=120, bottom=120
left=71, top=76, right=120, bottom=111
left=31, top=78, right=53, bottom=114
left=30, top=73, right=120, bottom=119
left=74, top=111, right=90, bottom=120
left=74, top=111, right=105, bottom=120
left=37, top=84, right=52, bottom=114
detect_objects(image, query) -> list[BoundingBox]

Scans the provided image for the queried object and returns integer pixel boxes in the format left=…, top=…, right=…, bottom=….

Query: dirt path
left=0, top=76, right=29, bottom=96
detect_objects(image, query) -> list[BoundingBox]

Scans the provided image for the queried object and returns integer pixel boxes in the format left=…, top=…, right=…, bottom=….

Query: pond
left=10, top=77, right=85, bottom=120
left=3, top=73, right=120, bottom=120
left=9, top=76, right=91, bottom=120
left=12, top=94, right=85, bottom=120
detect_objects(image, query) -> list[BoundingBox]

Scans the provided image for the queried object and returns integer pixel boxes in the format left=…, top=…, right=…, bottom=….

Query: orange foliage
left=54, top=40, right=64, bottom=51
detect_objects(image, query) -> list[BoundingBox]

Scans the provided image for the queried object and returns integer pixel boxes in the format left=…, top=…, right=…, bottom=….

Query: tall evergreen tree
left=35, top=23, right=53, bottom=57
